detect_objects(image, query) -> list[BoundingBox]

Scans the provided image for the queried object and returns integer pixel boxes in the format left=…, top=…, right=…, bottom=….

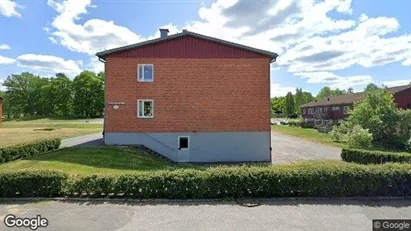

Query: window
left=303, top=108, right=306, bottom=114
left=137, top=64, right=154, bottom=82
left=315, top=107, right=323, bottom=113
left=307, top=108, right=314, bottom=114
left=324, top=107, right=329, bottom=112
left=343, top=106, right=350, bottom=114
left=137, top=100, right=154, bottom=118
left=178, top=136, right=189, bottom=149
left=332, top=106, right=340, bottom=111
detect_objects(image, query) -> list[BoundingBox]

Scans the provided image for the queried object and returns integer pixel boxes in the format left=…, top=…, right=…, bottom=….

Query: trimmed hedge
left=0, top=138, right=61, bottom=163
left=341, top=148, right=411, bottom=165
left=1, top=163, right=411, bottom=198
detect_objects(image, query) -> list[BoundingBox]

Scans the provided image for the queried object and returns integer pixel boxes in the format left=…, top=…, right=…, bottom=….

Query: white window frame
left=315, top=107, right=323, bottom=113
left=178, top=136, right=190, bottom=150
left=137, top=64, right=154, bottom=82
left=343, top=106, right=350, bottom=114
left=332, top=106, right=340, bottom=111
left=303, top=108, right=306, bottom=114
left=307, top=108, right=314, bottom=114
left=324, top=107, right=329, bottom=112
left=137, top=99, right=154, bottom=118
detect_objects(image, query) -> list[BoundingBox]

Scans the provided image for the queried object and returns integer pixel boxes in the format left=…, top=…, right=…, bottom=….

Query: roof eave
left=95, top=30, right=278, bottom=61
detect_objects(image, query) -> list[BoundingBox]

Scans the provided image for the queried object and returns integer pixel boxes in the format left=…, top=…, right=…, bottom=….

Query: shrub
left=406, top=138, right=411, bottom=152
left=0, top=138, right=61, bottom=163
left=2, top=163, right=411, bottom=198
left=347, top=125, right=373, bottom=149
left=0, top=171, right=67, bottom=197
left=288, top=121, right=302, bottom=127
left=341, top=148, right=411, bottom=164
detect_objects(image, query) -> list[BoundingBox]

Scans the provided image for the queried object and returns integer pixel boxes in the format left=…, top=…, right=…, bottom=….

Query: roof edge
left=95, top=30, right=278, bottom=61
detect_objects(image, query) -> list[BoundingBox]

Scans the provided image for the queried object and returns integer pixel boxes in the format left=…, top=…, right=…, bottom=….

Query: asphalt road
left=271, top=131, right=341, bottom=163
left=60, top=133, right=103, bottom=148
left=0, top=199, right=410, bottom=230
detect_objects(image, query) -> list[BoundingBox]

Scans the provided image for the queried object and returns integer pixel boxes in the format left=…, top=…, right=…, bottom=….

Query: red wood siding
left=106, top=35, right=267, bottom=59
left=394, top=88, right=411, bottom=109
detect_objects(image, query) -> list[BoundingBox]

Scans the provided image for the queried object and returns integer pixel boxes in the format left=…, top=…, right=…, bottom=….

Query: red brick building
left=0, top=96, right=3, bottom=124
left=96, top=29, right=278, bottom=162
left=301, top=84, right=411, bottom=121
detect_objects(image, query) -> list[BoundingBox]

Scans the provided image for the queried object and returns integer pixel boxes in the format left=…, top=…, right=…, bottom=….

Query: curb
left=1, top=197, right=410, bottom=204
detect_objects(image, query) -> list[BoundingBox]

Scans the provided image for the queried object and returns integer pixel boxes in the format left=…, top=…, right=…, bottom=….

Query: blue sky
left=0, top=0, right=410, bottom=96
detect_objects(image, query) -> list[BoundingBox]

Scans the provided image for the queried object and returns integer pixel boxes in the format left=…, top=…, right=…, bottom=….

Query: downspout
left=269, top=55, right=278, bottom=163
left=98, top=56, right=106, bottom=143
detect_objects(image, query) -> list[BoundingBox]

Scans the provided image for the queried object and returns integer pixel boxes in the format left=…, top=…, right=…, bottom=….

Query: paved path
left=60, top=133, right=103, bottom=148
left=271, top=131, right=341, bottom=163
left=0, top=199, right=410, bottom=230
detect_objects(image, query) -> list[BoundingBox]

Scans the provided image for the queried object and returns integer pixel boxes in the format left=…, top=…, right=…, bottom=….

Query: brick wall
left=104, top=58, right=270, bottom=133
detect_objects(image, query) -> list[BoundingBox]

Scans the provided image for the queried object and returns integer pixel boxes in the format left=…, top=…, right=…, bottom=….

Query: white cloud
left=44, top=0, right=411, bottom=89
left=16, top=54, right=82, bottom=76
left=0, top=44, right=10, bottom=50
left=383, top=80, right=411, bottom=87
left=271, top=83, right=296, bottom=97
left=47, top=0, right=142, bottom=55
left=0, top=0, right=23, bottom=17
left=0, top=55, right=15, bottom=64
left=295, top=72, right=373, bottom=89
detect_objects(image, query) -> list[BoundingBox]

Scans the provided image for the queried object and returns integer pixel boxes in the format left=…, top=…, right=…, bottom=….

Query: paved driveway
left=271, top=131, right=341, bottom=163
left=60, top=133, right=103, bottom=148
left=0, top=199, right=410, bottom=230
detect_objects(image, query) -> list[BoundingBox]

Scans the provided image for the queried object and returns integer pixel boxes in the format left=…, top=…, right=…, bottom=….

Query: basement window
left=137, top=64, right=154, bottom=82
left=137, top=100, right=154, bottom=118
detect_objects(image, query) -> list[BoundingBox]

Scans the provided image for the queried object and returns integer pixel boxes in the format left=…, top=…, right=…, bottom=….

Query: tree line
left=271, top=87, right=355, bottom=117
left=0, top=71, right=104, bottom=119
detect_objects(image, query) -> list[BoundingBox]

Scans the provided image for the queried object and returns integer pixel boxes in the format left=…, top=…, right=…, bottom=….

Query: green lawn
left=0, top=146, right=351, bottom=175
left=0, top=117, right=103, bottom=147
left=0, top=147, right=194, bottom=174
left=271, top=125, right=348, bottom=148
left=1, top=117, right=103, bottom=129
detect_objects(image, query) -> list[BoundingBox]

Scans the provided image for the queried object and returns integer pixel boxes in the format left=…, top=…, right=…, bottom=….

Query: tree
left=284, top=92, right=295, bottom=117
left=316, top=86, right=345, bottom=99
left=73, top=71, right=104, bottom=118
left=2, top=72, right=44, bottom=117
left=294, top=88, right=303, bottom=113
left=348, top=86, right=399, bottom=146
left=48, top=73, right=74, bottom=116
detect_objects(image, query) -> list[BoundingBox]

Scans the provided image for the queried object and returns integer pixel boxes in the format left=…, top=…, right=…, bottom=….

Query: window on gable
left=137, top=100, right=154, bottom=118
left=138, top=64, right=154, bottom=82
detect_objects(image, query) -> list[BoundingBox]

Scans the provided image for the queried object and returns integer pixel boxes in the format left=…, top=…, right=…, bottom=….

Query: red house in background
left=301, top=84, right=411, bottom=122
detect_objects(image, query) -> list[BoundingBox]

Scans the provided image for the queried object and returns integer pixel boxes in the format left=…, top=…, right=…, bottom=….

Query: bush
left=288, top=121, right=302, bottom=127
left=0, top=138, right=61, bottom=163
left=2, top=163, right=411, bottom=198
left=341, top=148, right=411, bottom=164
left=0, top=171, right=67, bottom=197
left=347, top=125, right=373, bottom=149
